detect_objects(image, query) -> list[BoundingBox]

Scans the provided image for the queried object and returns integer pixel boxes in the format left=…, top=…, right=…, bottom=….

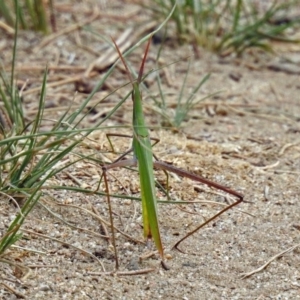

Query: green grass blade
left=0, top=1, right=14, bottom=26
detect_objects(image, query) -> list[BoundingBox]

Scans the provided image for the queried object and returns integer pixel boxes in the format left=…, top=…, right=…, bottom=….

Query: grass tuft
left=149, top=0, right=300, bottom=55
left=150, top=59, right=213, bottom=129
left=0, top=0, right=51, bottom=33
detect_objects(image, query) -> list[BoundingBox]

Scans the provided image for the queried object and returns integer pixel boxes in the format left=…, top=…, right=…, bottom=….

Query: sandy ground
left=0, top=1, right=300, bottom=299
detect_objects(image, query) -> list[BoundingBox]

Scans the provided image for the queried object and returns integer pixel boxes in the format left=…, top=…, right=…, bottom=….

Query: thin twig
left=0, top=258, right=31, bottom=281
left=21, top=229, right=106, bottom=271
left=0, top=281, right=25, bottom=299
left=0, top=20, right=14, bottom=34
left=279, top=141, right=300, bottom=156
left=55, top=202, right=144, bottom=245
left=85, top=268, right=155, bottom=276
left=39, top=199, right=108, bottom=239
left=241, top=243, right=300, bottom=279
left=8, top=65, right=86, bottom=72
left=22, top=75, right=82, bottom=95
left=33, top=10, right=100, bottom=53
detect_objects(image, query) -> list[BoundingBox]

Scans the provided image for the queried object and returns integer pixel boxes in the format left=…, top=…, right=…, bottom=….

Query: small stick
left=0, top=281, right=25, bottom=299
left=33, top=10, right=100, bottom=53
left=241, top=243, right=300, bottom=279
left=85, top=268, right=155, bottom=276
left=22, top=229, right=106, bottom=271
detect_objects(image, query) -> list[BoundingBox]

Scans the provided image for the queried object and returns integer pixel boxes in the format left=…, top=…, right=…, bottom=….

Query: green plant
left=0, top=9, right=127, bottom=259
left=0, top=2, right=245, bottom=272
left=0, top=0, right=51, bottom=33
left=150, top=60, right=213, bottom=129
left=149, top=0, right=300, bottom=55
left=0, top=4, right=178, bottom=267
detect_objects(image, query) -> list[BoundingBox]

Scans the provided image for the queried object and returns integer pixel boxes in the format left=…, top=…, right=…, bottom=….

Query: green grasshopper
left=102, top=37, right=243, bottom=270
